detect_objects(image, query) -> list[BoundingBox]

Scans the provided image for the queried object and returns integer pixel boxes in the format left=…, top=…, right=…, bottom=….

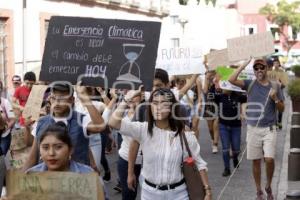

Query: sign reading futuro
left=40, top=16, right=161, bottom=90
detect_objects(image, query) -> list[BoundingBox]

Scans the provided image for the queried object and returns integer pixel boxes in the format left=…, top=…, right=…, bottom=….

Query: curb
left=276, top=97, right=291, bottom=200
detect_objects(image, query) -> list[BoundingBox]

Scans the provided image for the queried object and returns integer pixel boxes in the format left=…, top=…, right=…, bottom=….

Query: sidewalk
left=277, top=97, right=300, bottom=200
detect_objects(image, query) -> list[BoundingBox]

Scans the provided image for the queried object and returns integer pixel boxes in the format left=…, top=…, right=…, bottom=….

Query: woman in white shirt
left=109, top=88, right=212, bottom=200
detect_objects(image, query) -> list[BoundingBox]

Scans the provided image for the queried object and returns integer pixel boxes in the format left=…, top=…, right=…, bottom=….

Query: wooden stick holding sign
left=22, top=85, right=48, bottom=121
left=227, top=32, right=275, bottom=62
left=6, top=170, right=104, bottom=200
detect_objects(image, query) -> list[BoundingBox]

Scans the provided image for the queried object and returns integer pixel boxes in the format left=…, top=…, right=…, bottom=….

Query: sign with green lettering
left=6, top=170, right=104, bottom=200
left=40, top=16, right=161, bottom=91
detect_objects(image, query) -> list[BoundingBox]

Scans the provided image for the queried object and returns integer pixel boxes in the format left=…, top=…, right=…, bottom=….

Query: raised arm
left=76, top=83, right=105, bottom=133
left=108, top=90, right=140, bottom=130
left=229, top=58, right=252, bottom=88
left=178, top=74, right=198, bottom=100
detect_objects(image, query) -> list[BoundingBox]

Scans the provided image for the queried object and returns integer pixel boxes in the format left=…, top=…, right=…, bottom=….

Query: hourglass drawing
left=117, top=43, right=145, bottom=83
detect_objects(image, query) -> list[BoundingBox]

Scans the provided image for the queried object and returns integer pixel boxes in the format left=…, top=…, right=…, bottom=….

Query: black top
left=215, top=92, right=247, bottom=127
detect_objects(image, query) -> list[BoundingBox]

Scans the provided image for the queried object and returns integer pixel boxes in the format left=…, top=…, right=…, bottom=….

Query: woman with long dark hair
left=109, top=88, right=212, bottom=200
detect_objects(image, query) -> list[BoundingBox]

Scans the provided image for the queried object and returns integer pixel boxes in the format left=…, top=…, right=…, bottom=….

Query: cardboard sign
left=23, top=85, right=48, bottom=121
left=216, top=66, right=255, bottom=81
left=219, top=80, right=245, bottom=92
left=156, top=47, right=205, bottom=75
left=267, top=70, right=288, bottom=86
left=207, top=49, right=230, bottom=70
left=7, top=147, right=31, bottom=169
left=40, top=16, right=161, bottom=91
left=6, top=170, right=104, bottom=200
left=10, top=128, right=27, bottom=151
left=227, top=32, right=275, bottom=62
left=216, top=66, right=255, bottom=92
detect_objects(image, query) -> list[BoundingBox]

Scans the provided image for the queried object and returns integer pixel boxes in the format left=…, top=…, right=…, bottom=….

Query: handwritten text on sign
left=227, top=32, right=275, bottom=62
left=7, top=170, right=104, bottom=200
left=156, top=47, right=205, bottom=75
left=40, top=16, right=161, bottom=91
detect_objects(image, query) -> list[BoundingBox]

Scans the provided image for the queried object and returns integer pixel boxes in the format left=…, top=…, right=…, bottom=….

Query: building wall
left=237, top=0, right=300, bottom=54
left=0, top=0, right=169, bottom=85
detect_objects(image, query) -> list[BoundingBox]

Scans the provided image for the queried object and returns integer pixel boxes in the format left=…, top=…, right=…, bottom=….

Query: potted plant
left=292, top=65, right=300, bottom=78
left=288, top=79, right=300, bottom=112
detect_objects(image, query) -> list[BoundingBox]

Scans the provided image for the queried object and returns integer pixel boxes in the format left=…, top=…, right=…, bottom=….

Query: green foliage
left=179, top=0, right=188, bottom=5
left=288, top=78, right=300, bottom=98
left=292, top=65, right=300, bottom=74
left=259, top=0, right=300, bottom=34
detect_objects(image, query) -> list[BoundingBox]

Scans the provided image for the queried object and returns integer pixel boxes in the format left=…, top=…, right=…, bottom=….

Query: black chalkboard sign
left=40, top=16, right=161, bottom=91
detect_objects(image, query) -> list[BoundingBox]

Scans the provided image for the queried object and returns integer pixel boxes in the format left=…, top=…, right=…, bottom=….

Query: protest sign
left=207, top=49, right=230, bottom=70
left=227, top=32, right=275, bottom=62
left=6, top=170, right=104, bottom=200
left=216, top=66, right=255, bottom=81
left=267, top=70, right=288, bottom=86
left=22, top=85, right=48, bottom=121
left=156, top=47, right=205, bottom=75
left=219, top=81, right=245, bottom=92
left=7, top=147, right=31, bottom=169
left=10, top=128, right=27, bottom=151
left=216, top=66, right=255, bottom=92
left=40, top=16, right=161, bottom=91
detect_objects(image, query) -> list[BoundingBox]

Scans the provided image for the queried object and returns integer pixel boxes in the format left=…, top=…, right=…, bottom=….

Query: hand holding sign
left=76, top=81, right=90, bottom=104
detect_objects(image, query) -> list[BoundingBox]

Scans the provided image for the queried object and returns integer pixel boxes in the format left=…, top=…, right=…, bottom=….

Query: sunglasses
left=254, top=65, right=266, bottom=71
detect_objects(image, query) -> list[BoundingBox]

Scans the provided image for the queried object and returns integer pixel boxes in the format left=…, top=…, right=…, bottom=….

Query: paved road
left=103, top=110, right=288, bottom=200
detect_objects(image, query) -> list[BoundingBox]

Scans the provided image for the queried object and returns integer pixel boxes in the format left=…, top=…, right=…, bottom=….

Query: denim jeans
left=1, top=133, right=11, bottom=156
left=0, top=155, right=6, bottom=196
left=117, top=156, right=141, bottom=200
left=89, top=133, right=102, bottom=171
left=219, top=123, right=241, bottom=169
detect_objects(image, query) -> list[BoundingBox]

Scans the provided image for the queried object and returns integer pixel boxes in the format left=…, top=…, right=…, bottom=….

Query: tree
left=179, top=0, right=217, bottom=6
left=259, top=0, right=300, bottom=55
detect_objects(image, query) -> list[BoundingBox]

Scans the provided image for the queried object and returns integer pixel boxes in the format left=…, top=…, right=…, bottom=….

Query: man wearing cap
left=22, top=82, right=111, bottom=171
left=229, top=58, right=284, bottom=200
left=7, top=75, right=22, bottom=102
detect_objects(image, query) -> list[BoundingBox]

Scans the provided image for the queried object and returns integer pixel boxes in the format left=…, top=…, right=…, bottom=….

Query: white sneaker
left=212, top=145, right=218, bottom=154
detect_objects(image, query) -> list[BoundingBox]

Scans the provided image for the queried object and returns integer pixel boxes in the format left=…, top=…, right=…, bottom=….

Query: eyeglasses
left=254, top=65, right=266, bottom=71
